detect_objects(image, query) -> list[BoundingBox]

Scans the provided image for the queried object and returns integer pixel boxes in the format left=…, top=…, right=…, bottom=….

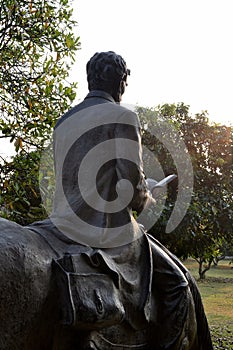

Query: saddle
left=53, top=250, right=125, bottom=330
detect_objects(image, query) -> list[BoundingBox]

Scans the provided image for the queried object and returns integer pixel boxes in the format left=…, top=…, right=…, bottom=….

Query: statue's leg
left=148, top=234, right=213, bottom=350
left=148, top=236, right=198, bottom=349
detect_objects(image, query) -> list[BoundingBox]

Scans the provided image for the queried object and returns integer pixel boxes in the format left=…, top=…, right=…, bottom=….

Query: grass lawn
left=183, top=258, right=233, bottom=349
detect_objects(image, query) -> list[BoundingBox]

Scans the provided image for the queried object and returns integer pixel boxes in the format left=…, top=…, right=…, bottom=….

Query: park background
left=0, top=1, right=232, bottom=349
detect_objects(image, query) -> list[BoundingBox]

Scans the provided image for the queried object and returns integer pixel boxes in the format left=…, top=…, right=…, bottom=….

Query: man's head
left=86, top=51, right=130, bottom=102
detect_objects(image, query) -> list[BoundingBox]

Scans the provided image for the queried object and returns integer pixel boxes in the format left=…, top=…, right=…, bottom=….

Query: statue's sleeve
left=114, top=109, right=155, bottom=214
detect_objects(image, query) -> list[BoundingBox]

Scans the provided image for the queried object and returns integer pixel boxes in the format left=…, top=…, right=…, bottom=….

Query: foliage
left=0, top=151, right=46, bottom=224
left=0, top=0, right=80, bottom=224
left=137, top=103, right=233, bottom=279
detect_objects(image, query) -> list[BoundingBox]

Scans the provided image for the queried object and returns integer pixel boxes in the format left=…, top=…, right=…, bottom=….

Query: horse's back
left=0, top=218, right=56, bottom=349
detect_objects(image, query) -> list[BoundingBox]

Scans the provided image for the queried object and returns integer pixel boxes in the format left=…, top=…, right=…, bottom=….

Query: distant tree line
left=138, top=103, right=233, bottom=279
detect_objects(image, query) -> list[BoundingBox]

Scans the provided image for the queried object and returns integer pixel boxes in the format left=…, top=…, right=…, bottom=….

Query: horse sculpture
left=0, top=217, right=213, bottom=350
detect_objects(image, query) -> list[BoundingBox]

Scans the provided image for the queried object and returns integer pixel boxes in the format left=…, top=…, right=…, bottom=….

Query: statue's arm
left=114, top=110, right=155, bottom=214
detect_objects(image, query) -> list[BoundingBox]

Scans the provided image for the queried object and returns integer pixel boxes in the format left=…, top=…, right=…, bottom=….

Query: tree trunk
left=196, top=257, right=213, bottom=280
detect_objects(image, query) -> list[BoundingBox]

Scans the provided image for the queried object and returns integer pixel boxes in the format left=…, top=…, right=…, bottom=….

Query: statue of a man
left=50, top=51, right=155, bottom=248
left=40, top=51, right=211, bottom=348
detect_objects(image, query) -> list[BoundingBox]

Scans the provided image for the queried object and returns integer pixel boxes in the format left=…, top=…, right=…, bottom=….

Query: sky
left=71, top=0, right=233, bottom=125
left=1, top=0, right=233, bottom=158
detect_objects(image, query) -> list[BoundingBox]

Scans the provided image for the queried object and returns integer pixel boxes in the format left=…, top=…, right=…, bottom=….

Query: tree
left=0, top=0, right=80, bottom=224
left=137, top=103, right=233, bottom=279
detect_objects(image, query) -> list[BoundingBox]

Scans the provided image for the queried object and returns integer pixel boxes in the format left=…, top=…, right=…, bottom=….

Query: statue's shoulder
left=111, top=102, right=136, bottom=115
left=104, top=103, right=140, bottom=127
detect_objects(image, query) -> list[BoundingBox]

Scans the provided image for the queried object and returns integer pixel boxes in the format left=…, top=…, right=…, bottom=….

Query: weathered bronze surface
left=0, top=51, right=213, bottom=349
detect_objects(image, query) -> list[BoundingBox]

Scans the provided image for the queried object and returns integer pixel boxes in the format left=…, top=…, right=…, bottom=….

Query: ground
left=184, top=258, right=233, bottom=350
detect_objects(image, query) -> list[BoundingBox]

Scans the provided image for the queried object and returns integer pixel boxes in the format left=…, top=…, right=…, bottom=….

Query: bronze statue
left=0, top=51, right=213, bottom=349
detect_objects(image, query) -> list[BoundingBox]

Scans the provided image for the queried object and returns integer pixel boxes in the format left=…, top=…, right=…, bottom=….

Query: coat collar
left=85, top=90, right=116, bottom=103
